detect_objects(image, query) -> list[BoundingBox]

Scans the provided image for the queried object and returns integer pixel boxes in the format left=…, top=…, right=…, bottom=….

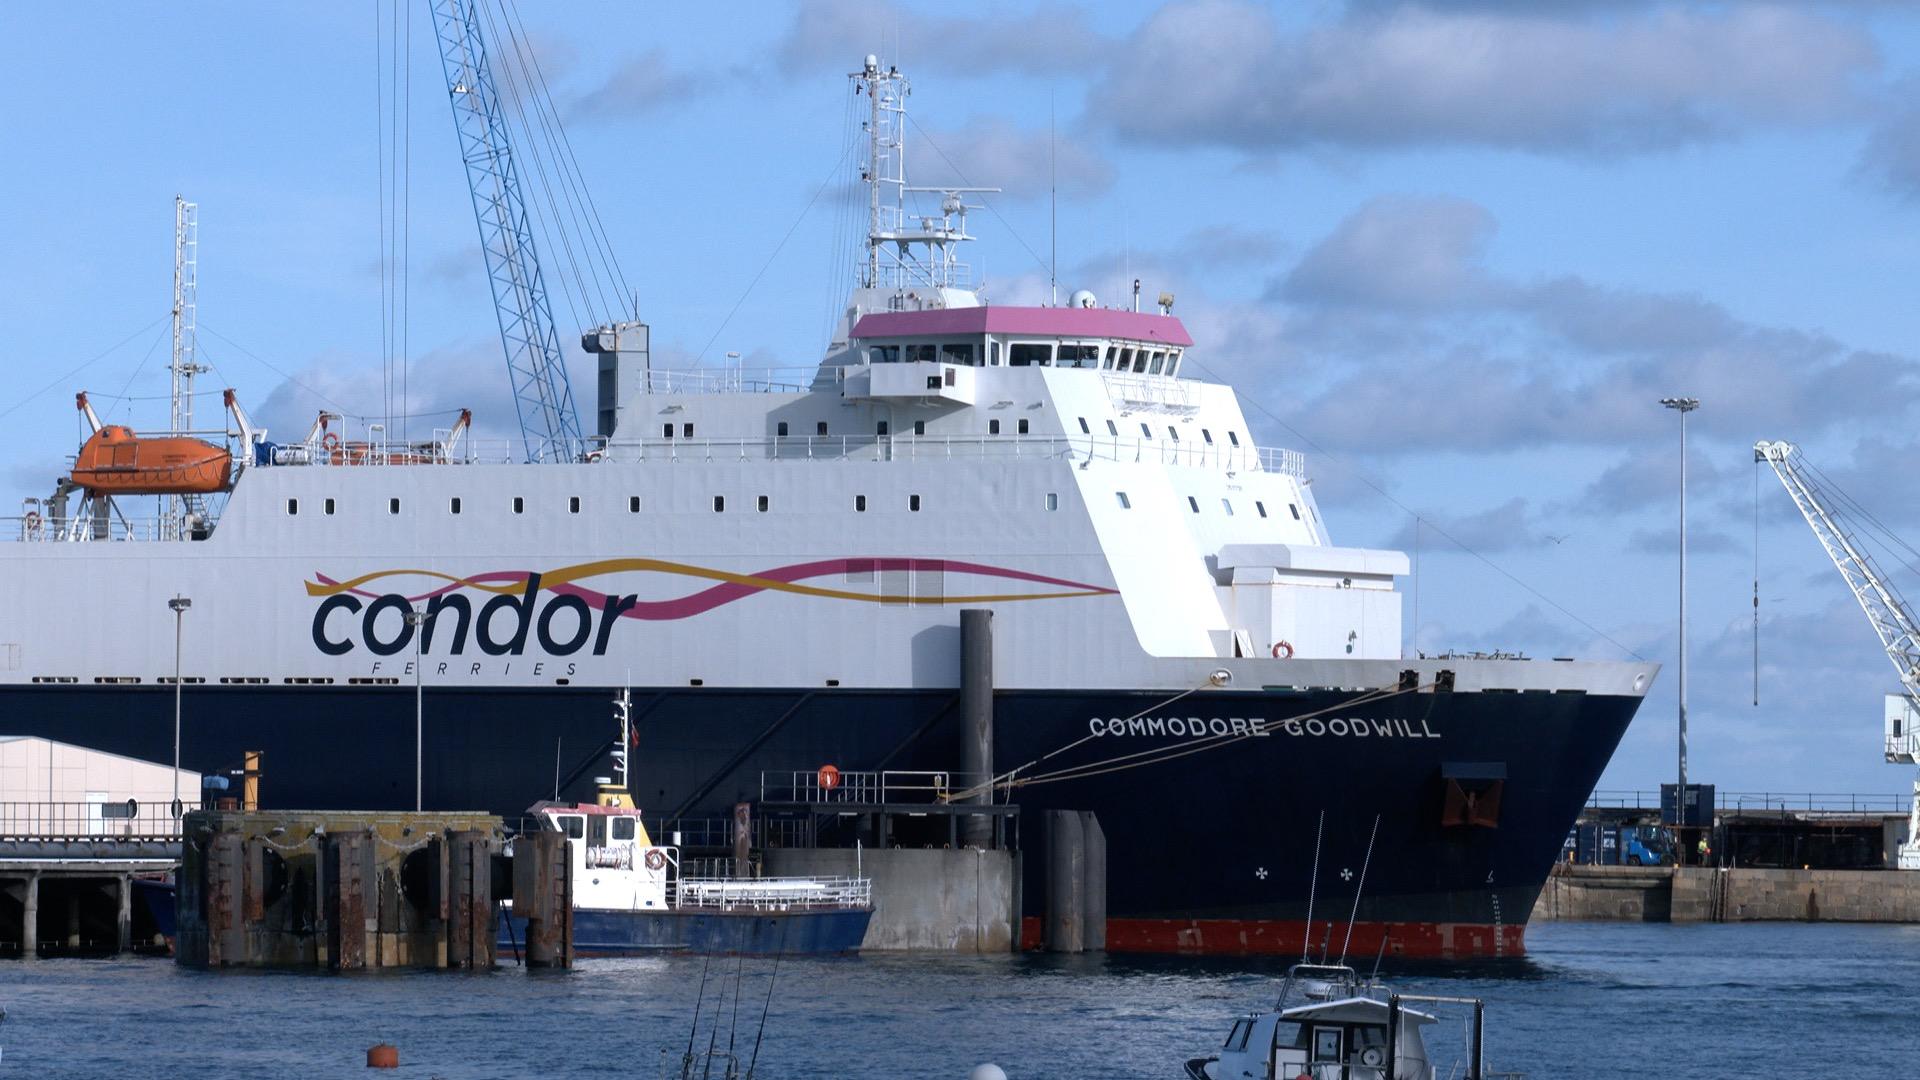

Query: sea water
left=2, top=922, right=1914, bottom=1078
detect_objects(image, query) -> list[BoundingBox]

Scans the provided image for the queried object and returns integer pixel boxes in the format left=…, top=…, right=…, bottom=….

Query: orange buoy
left=817, top=763, right=841, bottom=792
left=366, top=1044, right=399, bottom=1069
left=71, top=425, right=231, bottom=496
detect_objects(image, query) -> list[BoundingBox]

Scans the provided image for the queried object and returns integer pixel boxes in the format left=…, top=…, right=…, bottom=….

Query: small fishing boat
left=1183, top=962, right=1511, bottom=1080
left=499, top=692, right=874, bottom=957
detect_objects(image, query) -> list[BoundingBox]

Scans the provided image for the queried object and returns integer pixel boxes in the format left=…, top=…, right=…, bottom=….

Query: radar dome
left=1068, top=289, right=1097, bottom=309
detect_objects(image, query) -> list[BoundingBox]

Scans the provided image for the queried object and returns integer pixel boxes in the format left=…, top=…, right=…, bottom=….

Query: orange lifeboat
left=71, top=425, right=233, bottom=495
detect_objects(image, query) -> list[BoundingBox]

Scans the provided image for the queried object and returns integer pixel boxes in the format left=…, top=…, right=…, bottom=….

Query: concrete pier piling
left=1045, top=810, right=1084, bottom=953
left=175, top=809, right=525, bottom=970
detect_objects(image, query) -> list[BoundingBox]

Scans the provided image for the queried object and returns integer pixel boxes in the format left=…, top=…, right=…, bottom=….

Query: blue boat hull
left=499, top=906, right=872, bottom=957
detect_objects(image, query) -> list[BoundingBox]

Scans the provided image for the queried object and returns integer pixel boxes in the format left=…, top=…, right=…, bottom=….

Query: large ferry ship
left=0, top=55, right=1655, bottom=959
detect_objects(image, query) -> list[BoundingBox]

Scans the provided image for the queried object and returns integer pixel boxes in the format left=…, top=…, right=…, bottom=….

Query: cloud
left=1857, top=83, right=1920, bottom=199
left=1279, top=195, right=1496, bottom=310
left=776, top=1, right=1110, bottom=78
left=1088, top=1, right=1877, bottom=156
left=1626, top=526, right=1738, bottom=555
left=570, top=50, right=700, bottom=119
left=1387, top=496, right=1540, bottom=553
left=912, top=119, right=1112, bottom=201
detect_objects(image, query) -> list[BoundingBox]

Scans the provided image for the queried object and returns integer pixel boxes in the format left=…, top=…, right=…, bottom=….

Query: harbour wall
left=766, top=848, right=1013, bottom=952
left=1531, top=864, right=1920, bottom=923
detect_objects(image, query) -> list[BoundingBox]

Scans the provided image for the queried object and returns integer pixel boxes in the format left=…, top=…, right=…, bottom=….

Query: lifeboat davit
left=71, top=425, right=233, bottom=495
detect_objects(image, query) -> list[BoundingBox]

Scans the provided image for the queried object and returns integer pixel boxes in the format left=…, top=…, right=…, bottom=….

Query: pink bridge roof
left=851, top=306, right=1194, bottom=347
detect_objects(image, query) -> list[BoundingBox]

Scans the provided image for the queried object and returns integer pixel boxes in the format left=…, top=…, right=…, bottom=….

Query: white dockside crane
left=1755, top=441, right=1920, bottom=869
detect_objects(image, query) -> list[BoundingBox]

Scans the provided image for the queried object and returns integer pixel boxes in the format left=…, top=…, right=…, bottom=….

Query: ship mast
left=851, top=56, right=996, bottom=297
left=167, top=196, right=205, bottom=541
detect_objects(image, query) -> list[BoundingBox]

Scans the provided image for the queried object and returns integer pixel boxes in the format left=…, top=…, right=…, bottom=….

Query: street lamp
left=1660, top=396, right=1699, bottom=851
left=167, top=595, right=191, bottom=818
left=406, top=608, right=432, bottom=812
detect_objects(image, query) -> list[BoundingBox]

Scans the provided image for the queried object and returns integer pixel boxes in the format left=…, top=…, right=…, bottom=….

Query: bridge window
left=1140, top=422, right=1153, bottom=440
left=1018, top=418, right=1030, bottom=435
left=1256, top=501, right=1268, bottom=518
left=989, top=419, right=1001, bottom=435
left=389, top=498, right=401, bottom=515
left=1008, top=342, right=1052, bottom=367
left=1166, top=350, right=1182, bottom=376
left=663, top=423, right=674, bottom=438
left=1102, top=345, right=1118, bottom=370
left=1117, top=347, right=1134, bottom=372
left=910, top=494, right=922, bottom=512
left=1115, top=491, right=1131, bottom=509
left=940, top=342, right=976, bottom=366
left=1132, top=350, right=1149, bottom=374
left=1221, top=498, right=1234, bottom=516
left=568, top=496, right=580, bottom=514
left=1167, top=426, right=1179, bottom=442
left=1188, top=496, right=1200, bottom=514
left=629, top=496, right=641, bottom=513
left=450, top=497, right=462, bottom=515
left=682, top=423, right=694, bottom=438
left=989, top=341, right=1001, bottom=366
left=868, top=344, right=899, bottom=364
left=1105, top=419, right=1118, bottom=436
left=324, top=498, right=335, bottom=515
left=906, top=343, right=936, bottom=364
left=556, top=815, right=585, bottom=839
left=856, top=495, right=867, bottom=512
left=1202, top=429, right=1214, bottom=444
left=1149, top=351, right=1167, bottom=375
left=611, top=818, right=636, bottom=841
left=877, top=420, right=889, bottom=436
left=757, top=495, right=769, bottom=512
left=1077, top=417, right=1090, bottom=434
left=1289, top=503, right=1301, bottom=520
left=713, top=496, right=725, bottom=512
left=1059, top=344, right=1101, bottom=369
left=777, top=421, right=788, bottom=437
left=1228, top=431, right=1241, bottom=446
left=513, top=497, right=525, bottom=514
left=286, top=498, right=298, bottom=515
left=816, top=421, right=829, bottom=437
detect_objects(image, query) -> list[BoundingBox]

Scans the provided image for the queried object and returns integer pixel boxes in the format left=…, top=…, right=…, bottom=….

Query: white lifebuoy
left=1270, top=640, right=1294, bottom=660
left=644, top=848, right=667, bottom=871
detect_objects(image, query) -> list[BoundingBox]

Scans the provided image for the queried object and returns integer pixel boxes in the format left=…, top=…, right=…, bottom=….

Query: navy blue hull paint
left=499, top=907, right=872, bottom=957
left=4, top=683, right=1640, bottom=952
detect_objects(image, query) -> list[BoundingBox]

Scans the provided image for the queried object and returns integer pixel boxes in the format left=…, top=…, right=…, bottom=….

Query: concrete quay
left=1531, top=863, right=1920, bottom=923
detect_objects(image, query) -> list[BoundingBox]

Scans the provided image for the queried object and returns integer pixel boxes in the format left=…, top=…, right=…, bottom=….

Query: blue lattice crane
left=430, top=0, right=583, bottom=461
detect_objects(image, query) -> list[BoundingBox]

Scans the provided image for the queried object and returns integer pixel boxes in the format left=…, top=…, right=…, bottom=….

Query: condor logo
left=305, top=558, right=1116, bottom=657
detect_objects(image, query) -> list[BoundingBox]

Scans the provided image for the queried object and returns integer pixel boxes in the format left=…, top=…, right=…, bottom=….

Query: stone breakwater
left=1531, top=864, right=1920, bottom=924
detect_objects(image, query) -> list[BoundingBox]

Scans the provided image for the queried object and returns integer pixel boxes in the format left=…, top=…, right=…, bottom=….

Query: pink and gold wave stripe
left=305, top=557, right=1115, bottom=620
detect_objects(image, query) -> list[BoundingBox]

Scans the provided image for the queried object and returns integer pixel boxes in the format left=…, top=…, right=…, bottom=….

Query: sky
left=5, top=1, right=1920, bottom=797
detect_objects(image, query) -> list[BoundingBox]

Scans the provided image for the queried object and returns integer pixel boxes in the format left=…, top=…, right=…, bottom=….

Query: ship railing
left=672, top=875, right=872, bottom=911
left=0, top=799, right=199, bottom=842
left=639, top=367, right=823, bottom=395
left=1585, top=789, right=1913, bottom=814
left=4, top=514, right=201, bottom=544
left=218, top=432, right=1308, bottom=478
left=760, top=769, right=993, bottom=806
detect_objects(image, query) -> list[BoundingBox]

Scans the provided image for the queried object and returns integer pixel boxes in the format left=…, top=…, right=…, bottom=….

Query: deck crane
left=1755, top=440, right=1920, bottom=869
left=429, top=0, right=584, bottom=461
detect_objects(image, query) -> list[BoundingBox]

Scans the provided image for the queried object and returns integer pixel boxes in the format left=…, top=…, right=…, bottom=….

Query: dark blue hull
left=4, top=682, right=1641, bottom=957
left=499, top=907, right=872, bottom=957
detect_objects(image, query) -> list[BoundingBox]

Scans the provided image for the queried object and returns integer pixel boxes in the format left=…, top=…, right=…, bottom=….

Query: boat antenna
left=1301, top=810, right=1324, bottom=962
left=552, top=736, right=562, bottom=801
left=1048, top=89, right=1057, bottom=307
left=1339, top=814, right=1383, bottom=964
left=745, top=921, right=790, bottom=1079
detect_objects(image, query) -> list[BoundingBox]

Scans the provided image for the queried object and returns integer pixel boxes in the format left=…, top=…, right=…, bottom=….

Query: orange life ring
left=644, top=848, right=667, bottom=871
left=22, top=510, right=43, bottom=535
left=1270, top=641, right=1294, bottom=660
left=817, top=763, right=841, bottom=792
left=321, top=432, right=342, bottom=451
